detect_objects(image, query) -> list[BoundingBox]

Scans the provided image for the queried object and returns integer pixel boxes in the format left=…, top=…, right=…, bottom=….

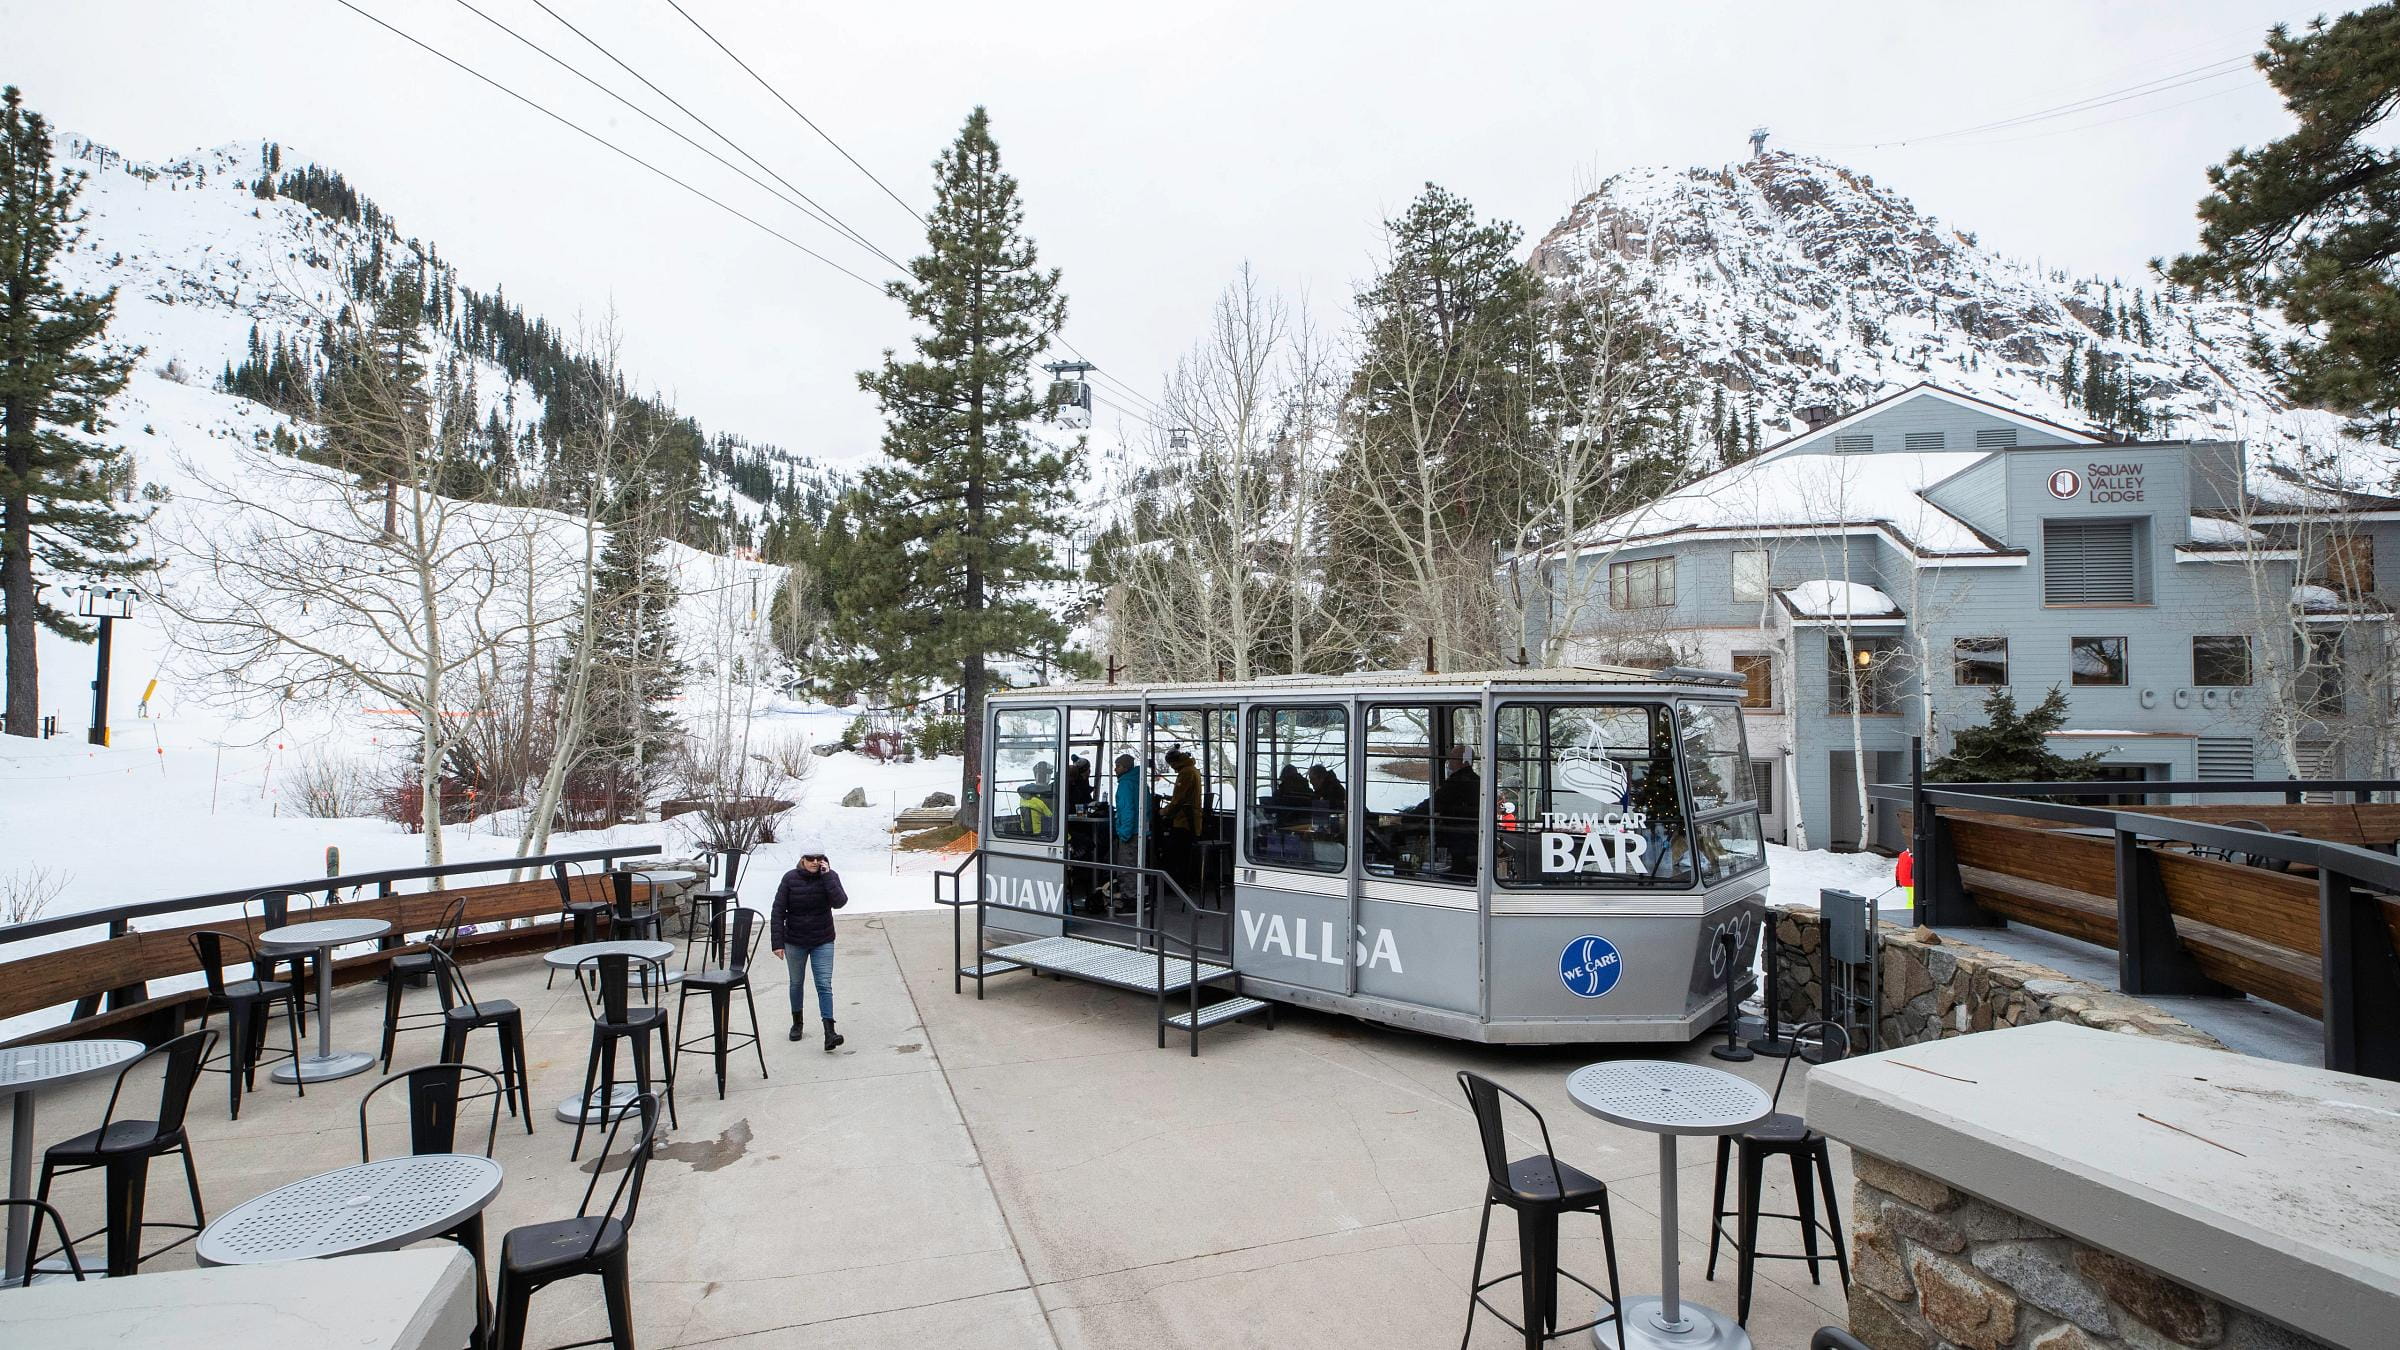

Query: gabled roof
left=1754, top=383, right=2102, bottom=464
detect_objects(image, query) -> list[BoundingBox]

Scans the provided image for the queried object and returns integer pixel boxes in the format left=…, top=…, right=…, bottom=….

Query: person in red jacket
left=771, top=850, right=849, bottom=1051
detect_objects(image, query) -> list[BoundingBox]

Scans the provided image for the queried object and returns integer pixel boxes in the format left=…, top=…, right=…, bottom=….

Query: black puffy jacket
left=771, top=866, right=849, bottom=949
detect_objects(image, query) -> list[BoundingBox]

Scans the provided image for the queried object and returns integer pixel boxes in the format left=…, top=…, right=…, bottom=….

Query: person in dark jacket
left=771, top=850, right=849, bottom=1050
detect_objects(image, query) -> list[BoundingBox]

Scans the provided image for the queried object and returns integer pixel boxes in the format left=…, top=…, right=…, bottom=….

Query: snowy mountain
left=1531, top=150, right=2380, bottom=480
left=52, top=134, right=840, bottom=542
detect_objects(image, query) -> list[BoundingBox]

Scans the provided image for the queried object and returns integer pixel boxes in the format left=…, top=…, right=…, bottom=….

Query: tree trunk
left=3, top=381, right=37, bottom=737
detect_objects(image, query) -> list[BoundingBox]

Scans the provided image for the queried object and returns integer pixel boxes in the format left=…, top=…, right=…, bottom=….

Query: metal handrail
left=0, top=845, right=665, bottom=946
left=1877, top=777, right=2396, bottom=800
left=937, top=848, right=1231, bottom=1053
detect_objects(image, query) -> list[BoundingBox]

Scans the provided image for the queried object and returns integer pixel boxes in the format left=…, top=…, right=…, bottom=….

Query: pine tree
left=2169, top=8, right=2400, bottom=446
left=1928, top=687, right=2105, bottom=783
left=572, top=509, right=681, bottom=815
left=0, top=87, right=147, bottom=737
left=828, top=107, right=1076, bottom=806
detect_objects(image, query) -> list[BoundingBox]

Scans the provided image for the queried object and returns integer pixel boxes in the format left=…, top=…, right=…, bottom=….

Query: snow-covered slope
left=1531, top=150, right=2383, bottom=480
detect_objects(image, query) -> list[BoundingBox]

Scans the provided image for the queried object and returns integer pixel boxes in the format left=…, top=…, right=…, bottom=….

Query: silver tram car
left=962, top=666, right=1770, bottom=1046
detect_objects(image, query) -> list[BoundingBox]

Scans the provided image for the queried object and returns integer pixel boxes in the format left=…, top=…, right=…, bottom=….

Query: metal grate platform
left=958, top=959, right=1026, bottom=979
left=1164, top=996, right=1270, bottom=1032
left=982, top=936, right=1233, bottom=994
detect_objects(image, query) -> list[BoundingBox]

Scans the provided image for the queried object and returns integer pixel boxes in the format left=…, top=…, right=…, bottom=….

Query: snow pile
left=1778, top=580, right=1899, bottom=619
left=1584, top=448, right=1993, bottom=554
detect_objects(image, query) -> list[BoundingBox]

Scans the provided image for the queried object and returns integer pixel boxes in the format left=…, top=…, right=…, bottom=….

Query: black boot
left=788, top=1009, right=806, bottom=1042
left=822, top=1019, right=844, bottom=1053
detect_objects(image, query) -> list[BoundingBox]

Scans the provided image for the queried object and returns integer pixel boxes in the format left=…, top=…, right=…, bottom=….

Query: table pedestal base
left=271, top=1050, right=377, bottom=1084
left=1603, top=1296, right=1752, bottom=1350
left=555, top=1083, right=647, bottom=1125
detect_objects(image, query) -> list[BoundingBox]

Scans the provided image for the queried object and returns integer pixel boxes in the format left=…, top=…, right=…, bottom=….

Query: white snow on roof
left=2295, top=584, right=2347, bottom=612
left=2187, top=515, right=2259, bottom=545
left=1779, top=579, right=1899, bottom=618
left=1581, top=450, right=1997, bottom=555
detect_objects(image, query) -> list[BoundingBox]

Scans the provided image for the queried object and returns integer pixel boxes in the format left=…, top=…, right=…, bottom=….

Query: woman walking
left=771, top=850, right=848, bottom=1051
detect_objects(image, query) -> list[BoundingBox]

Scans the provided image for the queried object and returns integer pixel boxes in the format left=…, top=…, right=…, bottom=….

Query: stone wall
left=1770, top=908, right=2222, bottom=1052
left=1847, top=1152, right=2330, bottom=1350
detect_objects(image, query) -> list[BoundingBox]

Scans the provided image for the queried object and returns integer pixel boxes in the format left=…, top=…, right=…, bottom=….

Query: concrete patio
left=5, top=911, right=1858, bottom=1348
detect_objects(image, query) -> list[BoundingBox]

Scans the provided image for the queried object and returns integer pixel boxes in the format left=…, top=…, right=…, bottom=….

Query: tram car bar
left=967, top=666, right=1770, bottom=1046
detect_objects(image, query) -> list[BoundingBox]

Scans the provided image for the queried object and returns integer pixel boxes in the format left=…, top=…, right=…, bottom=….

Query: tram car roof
left=985, top=665, right=1749, bottom=701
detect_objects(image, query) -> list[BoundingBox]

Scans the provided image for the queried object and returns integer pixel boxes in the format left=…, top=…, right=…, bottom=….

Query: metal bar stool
left=1456, top=1070, right=1626, bottom=1350
left=571, top=953, right=678, bottom=1161
left=493, top=1093, right=660, bottom=1350
left=675, top=907, right=769, bottom=1099
left=683, top=845, right=748, bottom=968
left=548, top=862, right=614, bottom=989
left=360, top=1064, right=507, bottom=1347
left=187, top=930, right=307, bottom=1120
left=34, top=1029, right=217, bottom=1278
left=380, top=894, right=467, bottom=1071
left=1706, top=1019, right=1853, bottom=1325
left=430, top=947, right=536, bottom=1135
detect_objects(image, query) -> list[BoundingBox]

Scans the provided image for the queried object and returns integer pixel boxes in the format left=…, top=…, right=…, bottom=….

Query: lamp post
left=73, top=585, right=137, bottom=747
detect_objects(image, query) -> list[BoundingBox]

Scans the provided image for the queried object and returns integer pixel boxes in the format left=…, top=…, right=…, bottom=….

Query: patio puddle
left=584, top=1119, right=753, bottom=1174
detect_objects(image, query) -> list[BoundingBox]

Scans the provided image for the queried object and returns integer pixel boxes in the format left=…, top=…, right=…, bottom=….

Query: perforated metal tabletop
left=195, top=1154, right=503, bottom=1266
left=1565, top=1059, right=1771, bottom=1135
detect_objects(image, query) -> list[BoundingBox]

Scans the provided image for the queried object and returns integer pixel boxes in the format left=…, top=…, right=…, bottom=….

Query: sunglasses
left=801, top=854, right=828, bottom=863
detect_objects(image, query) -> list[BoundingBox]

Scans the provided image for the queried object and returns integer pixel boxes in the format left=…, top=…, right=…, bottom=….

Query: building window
left=1974, top=428, right=2018, bottom=449
left=1247, top=707, right=1349, bottom=872
left=2043, top=518, right=2146, bottom=605
left=1731, top=549, right=1769, bottom=603
left=2192, top=636, right=2250, bottom=687
left=1609, top=555, right=1676, bottom=609
left=1750, top=760, right=1777, bottom=815
left=1732, top=652, right=1774, bottom=709
left=2070, top=636, right=2129, bottom=687
left=1833, top=434, right=1873, bottom=453
left=990, top=707, right=1062, bottom=841
left=1903, top=431, right=1946, bottom=451
left=1953, top=636, right=2008, bottom=686
left=1827, top=636, right=1900, bottom=713
left=2321, top=533, right=2375, bottom=599
left=1359, top=705, right=1481, bottom=883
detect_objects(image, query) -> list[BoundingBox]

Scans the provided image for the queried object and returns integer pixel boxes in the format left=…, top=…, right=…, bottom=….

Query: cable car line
left=661, top=0, right=927, bottom=226
left=518, top=0, right=907, bottom=271
left=1803, top=51, right=2256, bottom=150
left=447, top=0, right=905, bottom=273
left=334, top=0, right=887, bottom=293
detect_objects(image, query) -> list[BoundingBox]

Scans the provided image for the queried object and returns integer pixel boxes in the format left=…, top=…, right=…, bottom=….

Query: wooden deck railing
left=1874, top=770, right=2400, bottom=1082
left=0, top=845, right=662, bottom=1046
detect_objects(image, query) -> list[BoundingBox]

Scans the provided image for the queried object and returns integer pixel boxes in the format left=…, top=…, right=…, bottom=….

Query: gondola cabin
left=966, top=667, right=1770, bottom=1046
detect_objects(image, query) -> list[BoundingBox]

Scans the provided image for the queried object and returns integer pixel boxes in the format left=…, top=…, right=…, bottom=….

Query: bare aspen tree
left=159, top=310, right=551, bottom=866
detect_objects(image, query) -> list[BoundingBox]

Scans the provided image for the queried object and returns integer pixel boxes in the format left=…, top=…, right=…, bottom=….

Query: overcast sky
left=11, top=1, right=2317, bottom=461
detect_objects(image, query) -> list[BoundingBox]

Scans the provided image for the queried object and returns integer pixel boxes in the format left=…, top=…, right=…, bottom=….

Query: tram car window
left=991, top=707, right=1063, bottom=842
left=1494, top=703, right=1691, bottom=887
left=1677, top=703, right=1769, bottom=884
left=1247, top=706, right=1349, bottom=873
left=1362, top=705, right=1482, bottom=883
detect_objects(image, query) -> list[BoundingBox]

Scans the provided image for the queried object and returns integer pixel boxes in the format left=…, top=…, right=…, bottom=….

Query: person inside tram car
left=1159, top=748, right=1205, bottom=890
left=1065, top=755, right=1094, bottom=815
left=1103, top=752, right=1144, bottom=912
left=1267, top=764, right=1313, bottom=827
left=1416, top=742, right=1480, bottom=878
left=1015, top=760, right=1058, bottom=837
left=1307, top=763, right=1346, bottom=816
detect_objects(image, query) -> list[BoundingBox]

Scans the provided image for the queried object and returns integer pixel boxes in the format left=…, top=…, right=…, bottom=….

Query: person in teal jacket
left=1107, top=754, right=1145, bottom=910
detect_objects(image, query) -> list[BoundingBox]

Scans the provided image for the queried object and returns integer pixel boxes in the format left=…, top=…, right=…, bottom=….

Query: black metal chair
left=360, top=1064, right=507, bottom=1346
left=1813, top=1330, right=1870, bottom=1350
left=35, top=1028, right=216, bottom=1278
left=246, top=887, right=319, bottom=1017
left=188, top=929, right=307, bottom=1120
left=675, top=906, right=769, bottom=1100
left=607, top=870, right=665, bottom=943
left=1708, top=1019, right=1854, bottom=1325
left=549, top=862, right=614, bottom=989
left=493, top=1092, right=659, bottom=1350
left=381, top=893, right=469, bottom=1071
left=2, top=1199, right=87, bottom=1286
left=571, top=953, right=678, bottom=1162
left=1455, top=1070, right=1625, bottom=1350
left=683, top=845, right=748, bottom=966
left=430, top=946, right=536, bottom=1134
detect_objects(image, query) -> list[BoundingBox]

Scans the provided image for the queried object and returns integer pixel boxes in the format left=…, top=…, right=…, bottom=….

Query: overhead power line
left=519, top=0, right=906, bottom=272
left=336, top=1, right=886, bottom=291
left=662, top=0, right=927, bottom=225
left=1805, top=51, right=2259, bottom=151
left=445, top=0, right=903, bottom=273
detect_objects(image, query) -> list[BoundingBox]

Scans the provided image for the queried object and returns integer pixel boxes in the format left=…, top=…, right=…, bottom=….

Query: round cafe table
left=2, top=1039, right=143, bottom=1281
left=1566, top=1060, right=1773, bottom=1350
left=543, top=939, right=675, bottom=1124
left=259, top=916, right=393, bottom=1083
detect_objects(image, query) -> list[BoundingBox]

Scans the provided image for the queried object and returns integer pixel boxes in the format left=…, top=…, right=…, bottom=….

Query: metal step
left=1164, top=995, right=1271, bottom=1032
left=959, top=960, right=1026, bottom=978
left=983, top=936, right=1233, bottom=994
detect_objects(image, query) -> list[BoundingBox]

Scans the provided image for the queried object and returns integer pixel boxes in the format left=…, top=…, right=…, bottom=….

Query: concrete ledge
left=1809, top=1021, right=2400, bottom=1349
left=0, top=1246, right=475, bottom=1350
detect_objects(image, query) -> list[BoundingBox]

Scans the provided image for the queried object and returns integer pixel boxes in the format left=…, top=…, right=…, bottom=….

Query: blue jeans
left=784, top=941, right=835, bottom=1021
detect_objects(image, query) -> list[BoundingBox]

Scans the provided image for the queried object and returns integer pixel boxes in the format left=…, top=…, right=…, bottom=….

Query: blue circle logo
left=1559, top=935, right=1623, bottom=999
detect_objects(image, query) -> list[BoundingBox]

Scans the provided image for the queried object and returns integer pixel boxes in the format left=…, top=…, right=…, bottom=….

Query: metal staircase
left=935, top=852, right=1274, bottom=1055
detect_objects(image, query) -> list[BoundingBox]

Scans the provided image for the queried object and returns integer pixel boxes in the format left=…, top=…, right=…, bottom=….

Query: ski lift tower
left=1749, top=126, right=1770, bottom=159
left=1043, top=360, right=1095, bottom=429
